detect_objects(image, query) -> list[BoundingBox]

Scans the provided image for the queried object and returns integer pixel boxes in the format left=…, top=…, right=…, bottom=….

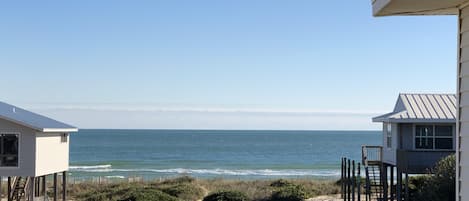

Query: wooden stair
left=362, top=146, right=385, bottom=201
left=9, top=176, right=32, bottom=201
left=365, top=164, right=385, bottom=201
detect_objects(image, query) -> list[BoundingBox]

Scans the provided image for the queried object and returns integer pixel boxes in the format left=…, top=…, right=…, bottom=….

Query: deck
left=396, top=149, right=454, bottom=174
left=362, top=145, right=454, bottom=173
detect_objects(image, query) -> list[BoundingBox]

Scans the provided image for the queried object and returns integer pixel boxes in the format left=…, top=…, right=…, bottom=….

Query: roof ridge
left=399, top=93, right=455, bottom=95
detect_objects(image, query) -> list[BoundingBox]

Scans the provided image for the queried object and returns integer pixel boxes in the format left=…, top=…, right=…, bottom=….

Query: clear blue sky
left=0, top=1, right=458, bottom=130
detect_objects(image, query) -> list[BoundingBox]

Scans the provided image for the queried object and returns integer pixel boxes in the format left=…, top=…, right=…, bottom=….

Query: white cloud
left=28, top=104, right=382, bottom=130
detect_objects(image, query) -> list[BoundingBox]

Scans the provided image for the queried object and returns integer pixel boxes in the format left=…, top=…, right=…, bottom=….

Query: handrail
left=24, top=177, right=31, bottom=200
left=9, top=177, right=19, bottom=200
left=362, top=145, right=383, bottom=167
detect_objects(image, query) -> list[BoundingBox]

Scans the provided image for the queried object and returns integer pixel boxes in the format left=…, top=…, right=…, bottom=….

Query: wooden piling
left=352, top=160, right=355, bottom=201
left=348, top=159, right=351, bottom=201
left=342, top=158, right=345, bottom=199
left=42, top=175, right=46, bottom=197
left=63, top=171, right=67, bottom=201
left=384, top=165, right=388, bottom=201
left=358, top=163, right=361, bottom=201
left=7, top=177, right=11, bottom=201
left=54, top=173, right=58, bottom=201
left=390, top=166, right=394, bottom=201
left=405, top=172, right=409, bottom=201
left=396, top=168, right=402, bottom=201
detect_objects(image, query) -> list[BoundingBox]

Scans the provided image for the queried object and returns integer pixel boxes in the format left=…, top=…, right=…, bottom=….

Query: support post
left=35, top=177, right=39, bottom=197
left=29, top=177, right=35, bottom=201
left=396, top=168, right=402, bottom=201
left=348, top=159, right=351, bottom=201
left=54, top=173, right=58, bottom=201
left=352, top=160, right=355, bottom=201
left=343, top=158, right=347, bottom=201
left=42, top=175, right=46, bottom=197
left=341, top=158, right=345, bottom=199
left=0, top=176, right=2, bottom=200
left=390, top=166, right=394, bottom=201
left=405, top=172, right=409, bottom=201
left=7, top=177, right=11, bottom=201
left=62, top=171, right=67, bottom=201
left=358, top=163, right=361, bottom=201
left=383, top=164, right=388, bottom=201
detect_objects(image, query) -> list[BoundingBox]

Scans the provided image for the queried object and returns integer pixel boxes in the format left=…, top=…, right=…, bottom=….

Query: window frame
left=413, top=124, right=454, bottom=151
left=0, top=132, right=20, bottom=168
left=386, top=123, right=392, bottom=149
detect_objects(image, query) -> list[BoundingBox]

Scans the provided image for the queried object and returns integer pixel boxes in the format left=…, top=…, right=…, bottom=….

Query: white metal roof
left=0, top=102, right=78, bottom=132
left=373, top=93, right=456, bottom=123
left=372, top=0, right=465, bottom=16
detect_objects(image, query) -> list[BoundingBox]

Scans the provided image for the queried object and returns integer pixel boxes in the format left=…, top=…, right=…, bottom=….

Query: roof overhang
left=373, top=118, right=455, bottom=123
left=42, top=128, right=79, bottom=133
left=0, top=115, right=78, bottom=133
left=372, top=0, right=467, bottom=16
left=372, top=112, right=456, bottom=123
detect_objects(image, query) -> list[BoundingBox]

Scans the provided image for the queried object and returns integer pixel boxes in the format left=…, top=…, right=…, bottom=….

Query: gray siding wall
left=399, top=123, right=413, bottom=150
left=0, top=120, right=35, bottom=176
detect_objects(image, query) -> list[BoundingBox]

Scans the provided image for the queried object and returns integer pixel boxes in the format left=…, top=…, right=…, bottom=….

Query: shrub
left=161, top=183, right=205, bottom=201
left=161, top=176, right=196, bottom=185
left=409, top=154, right=456, bottom=201
left=270, top=179, right=294, bottom=188
left=119, top=188, right=179, bottom=201
left=270, top=185, right=308, bottom=201
left=203, top=190, right=249, bottom=201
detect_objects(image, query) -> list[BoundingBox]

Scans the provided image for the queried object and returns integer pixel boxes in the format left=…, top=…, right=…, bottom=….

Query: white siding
left=35, top=133, right=69, bottom=176
left=382, top=123, right=397, bottom=165
left=458, top=4, right=469, bottom=201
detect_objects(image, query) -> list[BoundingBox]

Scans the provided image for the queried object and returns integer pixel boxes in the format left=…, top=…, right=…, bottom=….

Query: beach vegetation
left=270, top=182, right=308, bottom=201
left=70, top=176, right=340, bottom=201
left=203, top=190, right=249, bottom=201
left=409, top=154, right=456, bottom=201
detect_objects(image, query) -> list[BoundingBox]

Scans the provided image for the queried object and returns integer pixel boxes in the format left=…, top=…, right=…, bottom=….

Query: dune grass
left=69, top=176, right=340, bottom=201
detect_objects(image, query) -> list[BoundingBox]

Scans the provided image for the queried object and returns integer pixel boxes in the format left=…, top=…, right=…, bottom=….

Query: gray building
left=362, top=93, right=456, bottom=201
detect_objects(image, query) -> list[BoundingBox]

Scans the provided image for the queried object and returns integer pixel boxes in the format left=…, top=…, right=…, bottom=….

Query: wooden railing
left=362, top=145, right=383, bottom=166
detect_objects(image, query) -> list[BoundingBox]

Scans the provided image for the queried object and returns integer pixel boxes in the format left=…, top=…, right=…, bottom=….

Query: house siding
left=459, top=5, right=469, bottom=201
left=399, top=123, right=413, bottom=150
left=0, top=120, right=35, bottom=176
left=35, top=132, right=69, bottom=176
left=382, top=123, right=398, bottom=165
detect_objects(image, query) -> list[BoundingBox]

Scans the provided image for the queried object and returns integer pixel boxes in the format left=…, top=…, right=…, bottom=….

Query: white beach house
left=370, top=1, right=469, bottom=200
left=0, top=102, right=78, bottom=201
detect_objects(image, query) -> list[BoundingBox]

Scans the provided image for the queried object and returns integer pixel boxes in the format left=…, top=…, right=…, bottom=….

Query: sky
left=0, top=1, right=458, bottom=130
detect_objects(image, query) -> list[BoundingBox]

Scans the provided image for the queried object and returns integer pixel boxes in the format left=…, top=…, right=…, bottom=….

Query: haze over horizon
left=0, top=1, right=457, bottom=130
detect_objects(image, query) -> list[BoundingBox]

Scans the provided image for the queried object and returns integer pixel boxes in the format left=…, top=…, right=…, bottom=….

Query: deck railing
left=361, top=145, right=383, bottom=166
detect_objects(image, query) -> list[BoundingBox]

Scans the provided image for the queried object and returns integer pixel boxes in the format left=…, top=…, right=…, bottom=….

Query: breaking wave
left=70, top=164, right=339, bottom=177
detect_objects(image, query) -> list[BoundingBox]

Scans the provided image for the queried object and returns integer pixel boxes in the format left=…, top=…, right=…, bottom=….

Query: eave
left=372, top=0, right=467, bottom=16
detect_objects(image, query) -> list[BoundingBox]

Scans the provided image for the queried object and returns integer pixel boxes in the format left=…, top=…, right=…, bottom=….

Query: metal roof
left=0, top=102, right=78, bottom=132
left=373, top=93, right=456, bottom=123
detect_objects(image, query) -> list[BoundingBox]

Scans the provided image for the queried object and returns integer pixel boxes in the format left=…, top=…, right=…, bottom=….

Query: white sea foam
left=105, top=175, right=126, bottom=179
left=70, top=166, right=339, bottom=177
left=70, top=164, right=112, bottom=170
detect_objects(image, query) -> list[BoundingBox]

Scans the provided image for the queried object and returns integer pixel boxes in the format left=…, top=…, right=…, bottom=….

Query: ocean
left=69, top=129, right=380, bottom=180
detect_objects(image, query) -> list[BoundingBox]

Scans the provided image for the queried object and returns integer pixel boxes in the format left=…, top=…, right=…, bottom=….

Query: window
left=415, top=125, right=453, bottom=150
left=415, top=125, right=433, bottom=149
left=386, top=123, right=392, bottom=148
left=0, top=134, right=18, bottom=167
left=435, top=126, right=453, bottom=149
left=61, top=133, right=68, bottom=143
